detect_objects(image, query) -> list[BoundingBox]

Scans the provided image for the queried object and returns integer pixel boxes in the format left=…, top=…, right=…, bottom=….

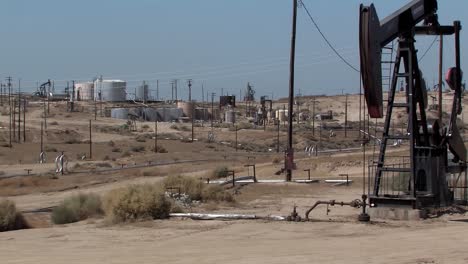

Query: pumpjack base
left=369, top=206, right=428, bottom=221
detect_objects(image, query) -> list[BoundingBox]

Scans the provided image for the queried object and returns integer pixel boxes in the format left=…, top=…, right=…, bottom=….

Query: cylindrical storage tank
left=111, top=108, right=129, bottom=120
left=135, top=82, right=149, bottom=102
left=195, top=108, right=209, bottom=121
left=208, top=108, right=220, bottom=121
left=278, top=110, right=287, bottom=122
left=142, top=108, right=158, bottom=121
left=75, top=82, right=94, bottom=101
left=225, top=110, right=236, bottom=124
left=177, top=101, right=195, bottom=118
left=94, top=80, right=127, bottom=102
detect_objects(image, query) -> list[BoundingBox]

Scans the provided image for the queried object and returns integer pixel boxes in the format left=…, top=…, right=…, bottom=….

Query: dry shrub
left=150, top=145, right=168, bottom=153
left=0, top=199, right=27, bottom=232
left=135, top=135, right=147, bottom=142
left=163, top=175, right=204, bottom=201
left=0, top=176, right=51, bottom=189
left=65, top=138, right=81, bottom=144
left=212, top=166, right=229, bottom=179
left=131, top=146, right=145, bottom=152
left=163, top=175, right=233, bottom=202
left=51, top=193, right=103, bottom=225
left=112, top=147, right=121, bottom=153
left=272, top=156, right=281, bottom=164
left=103, top=184, right=171, bottom=223
left=202, top=185, right=234, bottom=203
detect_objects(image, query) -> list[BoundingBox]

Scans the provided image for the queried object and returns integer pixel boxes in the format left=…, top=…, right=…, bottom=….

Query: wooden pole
left=286, top=0, right=298, bottom=182
left=154, top=120, right=158, bottom=153
left=89, top=119, right=92, bottom=159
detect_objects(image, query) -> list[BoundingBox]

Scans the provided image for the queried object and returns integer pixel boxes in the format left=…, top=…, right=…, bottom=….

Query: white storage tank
left=135, top=82, right=149, bottom=102
left=225, top=110, right=236, bottom=124
left=94, top=79, right=127, bottom=102
left=75, top=82, right=94, bottom=101
left=278, top=110, right=287, bottom=122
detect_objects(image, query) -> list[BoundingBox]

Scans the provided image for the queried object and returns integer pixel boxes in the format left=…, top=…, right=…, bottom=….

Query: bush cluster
left=51, top=193, right=103, bottom=224
left=103, top=185, right=171, bottom=223
left=0, top=199, right=27, bottom=232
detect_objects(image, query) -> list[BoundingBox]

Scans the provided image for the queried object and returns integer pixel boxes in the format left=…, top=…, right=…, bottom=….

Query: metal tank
left=195, top=108, right=209, bottom=121
left=111, top=108, right=129, bottom=120
left=142, top=108, right=158, bottom=121
left=278, top=109, right=288, bottom=122
left=208, top=108, right=220, bottom=121
left=177, top=101, right=195, bottom=118
left=135, top=82, right=149, bottom=102
left=225, top=110, right=236, bottom=124
left=94, top=79, right=127, bottom=102
left=74, top=82, right=94, bottom=101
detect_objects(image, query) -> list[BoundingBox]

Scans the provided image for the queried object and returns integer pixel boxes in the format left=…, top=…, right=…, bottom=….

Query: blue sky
left=1, top=0, right=467, bottom=100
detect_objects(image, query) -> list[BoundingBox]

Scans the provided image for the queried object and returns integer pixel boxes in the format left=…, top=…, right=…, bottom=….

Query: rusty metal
left=244, top=164, right=257, bottom=183
left=305, top=199, right=362, bottom=221
left=286, top=205, right=302, bottom=222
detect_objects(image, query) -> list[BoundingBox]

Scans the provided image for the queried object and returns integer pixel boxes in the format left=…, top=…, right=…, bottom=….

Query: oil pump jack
left=360, top=0, right=466, bottom=209
left=34, top=80, right=51, bottom=98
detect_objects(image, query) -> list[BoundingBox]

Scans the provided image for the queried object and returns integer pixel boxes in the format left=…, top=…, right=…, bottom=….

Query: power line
left=418, top=36, right=438, bottom=62
left=299, top=0, right=360, bottom=73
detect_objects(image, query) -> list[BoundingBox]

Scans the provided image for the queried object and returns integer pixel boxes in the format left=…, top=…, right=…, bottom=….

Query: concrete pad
left=369, top=207, right=428, bottom=221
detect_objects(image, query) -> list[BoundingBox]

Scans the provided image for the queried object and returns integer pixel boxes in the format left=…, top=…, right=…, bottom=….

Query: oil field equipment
left=360, top=0, right=466, bottom=208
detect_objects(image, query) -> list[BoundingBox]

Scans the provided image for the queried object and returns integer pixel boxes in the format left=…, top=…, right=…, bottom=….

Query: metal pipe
left=305, top=199, right=361, bottom=220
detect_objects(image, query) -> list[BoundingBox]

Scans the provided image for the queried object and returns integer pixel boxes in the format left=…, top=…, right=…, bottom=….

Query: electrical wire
left=299, top=0, right=360, bottom=73
left=418, top=36, right=438, bottom=62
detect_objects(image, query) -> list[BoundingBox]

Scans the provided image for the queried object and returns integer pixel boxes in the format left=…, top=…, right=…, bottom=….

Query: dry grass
left=51, top=193, right=103, bottom=225
left=163, top=175, right=234, bottom=203
left=212, top=166, right=229, bottom=179
left=0, top=176, right=56, bottom=196
left=0, top=199, right=27, bottom=232
left=103, top=184, right=171, bottom=223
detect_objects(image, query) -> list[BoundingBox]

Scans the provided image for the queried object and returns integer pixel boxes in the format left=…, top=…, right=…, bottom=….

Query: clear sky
left=1, top=0, right=467, bottom=100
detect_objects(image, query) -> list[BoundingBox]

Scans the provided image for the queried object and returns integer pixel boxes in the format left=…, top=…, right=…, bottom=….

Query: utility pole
left=202, top=82, right=205, bottom=103
left=0, top=83, right=3, bottom=106
left=191, top=102, right=195, bottom=143
left=13, top=100, right=16, bottom=142
left=187, top=79, right=193, bottom=101
left=171, top=81, right=174, bottom=101
left=154, top=120, right=158, bottom=153
left=296, top=94, right=300, bottom=125
left=286, top=0, right=298, bottom=182
left=312, top=97, right=316, bottom=136
left=156, top=80, right=159, bottom=101
left=89, top=120, right=92, bottom=159
left=277, top=120, right=280, bottom=153
left=23, top=98, right=26, bottom=142
left=438, top=35, right=443, bottom=124
left=18, top=79, right=21, bottom=143
left=40, top=122, right=43, bottom=154
left=344, top=94, right=348, bottom=138
left=211, top=92, right=216, bottom=130
left=6, top=77, right=12, bottom=148
left=235, top=124, right=238, bottom=152
left=173, top=79, right=178, bottom=102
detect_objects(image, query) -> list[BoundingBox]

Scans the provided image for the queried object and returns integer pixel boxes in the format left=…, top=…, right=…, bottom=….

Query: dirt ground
left=0, top=94, right=467, bottom=264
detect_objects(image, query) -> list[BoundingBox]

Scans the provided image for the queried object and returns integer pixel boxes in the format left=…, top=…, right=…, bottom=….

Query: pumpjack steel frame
left=360, top=0, right=466, bottom=209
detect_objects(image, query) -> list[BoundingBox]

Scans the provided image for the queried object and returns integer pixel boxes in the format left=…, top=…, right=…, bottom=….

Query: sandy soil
left=0, top=93, right=467, bottom=264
